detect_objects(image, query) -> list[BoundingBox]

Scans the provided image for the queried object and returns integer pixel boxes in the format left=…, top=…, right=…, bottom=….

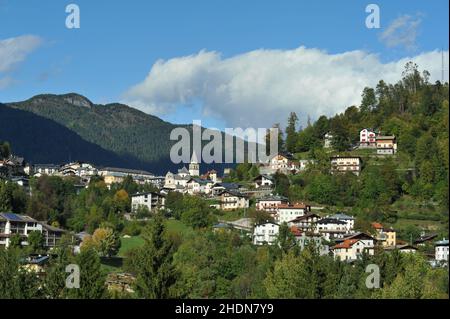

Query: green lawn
left=118, top=236, right=144, bottom=257
left=165, top=219, right=194, bottom=238
left=217, top=210, right=245, bottom=222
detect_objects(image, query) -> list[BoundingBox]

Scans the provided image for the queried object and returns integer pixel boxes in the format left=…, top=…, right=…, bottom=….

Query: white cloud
left=0, top=35, right=42, bottom=89
left=124, top=46, right=448, bottom=129
left=379, top=14, right=422, bottom=51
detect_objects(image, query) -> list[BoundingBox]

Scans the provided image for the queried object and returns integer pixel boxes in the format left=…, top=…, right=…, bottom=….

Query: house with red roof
left=332, top=237, right=375, bottom=261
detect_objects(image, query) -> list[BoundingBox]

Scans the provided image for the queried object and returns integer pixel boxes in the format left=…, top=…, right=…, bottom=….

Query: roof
left=187, top=178, right=212, bottom=185
left=256, top=195, right=289, bottom=202
left=255, top=221, right=280, bottom=227
left=253, top=174, right=274, bottom=181
left=290, top=226, right=302, bottom=237
left=435, top=239, right=449, bottom=247
left=270, top=152, right=295, bottom=161
left=34, top=164, right=61, bottom=168
left=330, top=213, right=354, bottom=220
left=333, top=239, right=360, bottom=249
left=317, top=217, right=346, bottom=225
left=213, top=182, right=240, bottom=190
left=384, top=244, right=418, bottom=251
left=132, top=191, right=164, bottom=198
left=41, top=223, right=65, bottom=233
left=372, top=222, right=384, bottom=230
left=213, top=222, right=232, bottom=229
left=0, top=212, right=37, bottom=223
left=22, top=255, right=50, bottom=265
left=178, top=166, right=190, bottom=174
left=219, top=189, right=247, bottom=198
left=376, top=135, right=396, bottom=140
left=414, top=234, right=438, bottom=244
left=100, top=167, right=154, bottom=176
left=277, top=202, right=309, bottom=209
left=330, top=155, right=362, bottom=160
left=338, top=232, right=375, bottom=241
left=288, top=213, right=320, bottom=223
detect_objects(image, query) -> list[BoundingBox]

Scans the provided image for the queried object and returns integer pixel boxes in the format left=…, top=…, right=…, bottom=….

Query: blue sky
left=0, top=0, right=448, bottom=129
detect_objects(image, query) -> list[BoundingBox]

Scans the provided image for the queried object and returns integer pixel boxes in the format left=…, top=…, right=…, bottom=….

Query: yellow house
left=372, top=222, right=396, bottom=247
left=376, top=135, right=397, bottom=155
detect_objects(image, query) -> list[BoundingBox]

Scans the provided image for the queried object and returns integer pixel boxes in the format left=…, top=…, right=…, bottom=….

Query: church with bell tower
left=188, top=151, right=200, bottom=176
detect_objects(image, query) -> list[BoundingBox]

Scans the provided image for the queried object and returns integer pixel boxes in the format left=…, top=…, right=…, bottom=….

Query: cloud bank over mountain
left=125, top=46, right=448, bottom=128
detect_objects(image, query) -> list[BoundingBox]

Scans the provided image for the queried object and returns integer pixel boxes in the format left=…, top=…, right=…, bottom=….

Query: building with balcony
left=0, top=212, right=65, bottom=249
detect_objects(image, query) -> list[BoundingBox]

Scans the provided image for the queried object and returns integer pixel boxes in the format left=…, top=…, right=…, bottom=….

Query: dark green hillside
left=5, top=93, right=176, bottom=166
left=0, top=104, right=147, bottom=168
left=1, top=94, right=244, bottom=174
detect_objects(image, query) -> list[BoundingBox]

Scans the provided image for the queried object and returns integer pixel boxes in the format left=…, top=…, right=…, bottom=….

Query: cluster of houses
left=2, top=126, right=447, bottom=266
left=251, top=209, right=448, bottom=263
left=0, top=157, right=165, bottom=191
left=324, top=128, right=398, bottom=156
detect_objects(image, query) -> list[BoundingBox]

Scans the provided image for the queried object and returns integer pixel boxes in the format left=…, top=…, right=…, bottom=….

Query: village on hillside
left=1, top=126, right=447, bottom=285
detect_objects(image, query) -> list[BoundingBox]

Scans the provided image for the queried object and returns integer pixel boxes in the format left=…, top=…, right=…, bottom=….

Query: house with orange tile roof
left=371, top=222, right=396, bottom=247
left=287, top=213, right=320, bottom=233
left=332, top=238, right=375, bottom=261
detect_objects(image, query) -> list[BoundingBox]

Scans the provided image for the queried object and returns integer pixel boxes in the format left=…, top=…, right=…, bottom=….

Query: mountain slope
left=0, top=104, right=148, bottom=168
left=6, top=93, right=176, bottom=164
left=1, top=94, right=244, bottom=174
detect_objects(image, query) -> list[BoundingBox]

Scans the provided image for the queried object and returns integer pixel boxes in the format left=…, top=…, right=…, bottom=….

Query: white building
left=98, top=167, right=156, bottom=187
left=359, top=128, right=377, bottom=147
left=298, top=159, right=316, bottom=172
left=59, top=162, right=97, bottom=177
left=316, top=218, right=349, bottom=240
left=164, top=168, right=191, bottom=191
left=188, top=152, right=200, bottom=176
left=218, top=190, right=249, bottom=211
left=0, top=212, right=65, bottom=248
left=275, top=202, right=311, bottom=224
left=253, top=174, right=274, bottom=189
left=435, top=239, right=449, bottom=262
left=131, top=192, right=165, bottom=213
left=287, top=213, right=321, bottom=233
left=253, top=222, right=280, bottom=245
left=329, top=213, right=355, bottom=232
left=186, top=178, right=213, bottom=195
left=330, top=156, right=362, bottom=176
left=332, top=239, right=375, bottom=261
left=33, top=164, right=60, bottom=176
left=256, top=195, right=289, bottom=212
left=324, top=132, right=333, bottom=149
left=376, top=135, right=397, bottom=155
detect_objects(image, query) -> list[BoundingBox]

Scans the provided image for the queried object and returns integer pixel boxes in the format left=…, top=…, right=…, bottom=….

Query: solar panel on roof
left=1, top=213, right=23, bottom=221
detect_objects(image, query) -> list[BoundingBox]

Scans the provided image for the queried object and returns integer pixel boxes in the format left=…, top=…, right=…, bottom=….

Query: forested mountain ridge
left=4, top=93, right=177, bottom=167
left=0, top=104, right=150, bottom=169
left=1, top=93, right=252, bottom=174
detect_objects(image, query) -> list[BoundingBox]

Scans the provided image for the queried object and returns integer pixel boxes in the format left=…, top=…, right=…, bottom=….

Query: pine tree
left=134, top=214, right=177, bottom=298
left=285, top=112, right=299, bottom=153
left=69, top=247, right=106, bottom=299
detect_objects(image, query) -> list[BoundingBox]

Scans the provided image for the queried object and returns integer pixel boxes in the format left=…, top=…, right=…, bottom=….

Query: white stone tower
left=189, top=151, right=200, bottom=176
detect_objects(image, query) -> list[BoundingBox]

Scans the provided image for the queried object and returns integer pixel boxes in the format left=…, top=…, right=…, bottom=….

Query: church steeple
left=189, top=151, right=200, bottom=176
